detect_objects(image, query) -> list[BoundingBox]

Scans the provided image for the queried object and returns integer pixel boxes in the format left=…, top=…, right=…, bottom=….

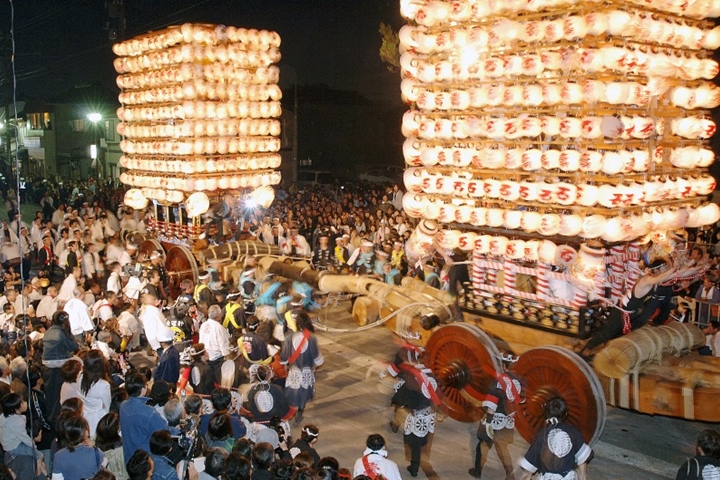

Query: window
left=104, top=120, right=115, bottom=141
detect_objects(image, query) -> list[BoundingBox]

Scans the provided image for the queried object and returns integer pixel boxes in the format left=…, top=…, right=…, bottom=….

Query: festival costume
left=519, top=421, right=591, bottom=480
left=470, top=375, right=521, bottom=479
left=280, top=329, right=324, bottom=410
left=675, top=455, right=720, bottom=480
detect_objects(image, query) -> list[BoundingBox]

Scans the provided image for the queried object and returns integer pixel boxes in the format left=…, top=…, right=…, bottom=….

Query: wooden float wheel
left=165, top=245, right=200, bottom=298
left=510, top=346, right=606, bottom=446
left=139, top=239, right=165, bottom=263
left=425, top=323, right=502, bottom=422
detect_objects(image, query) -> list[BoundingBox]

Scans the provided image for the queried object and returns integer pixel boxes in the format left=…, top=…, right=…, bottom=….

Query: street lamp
left=87, top=112, right=102, bottom=178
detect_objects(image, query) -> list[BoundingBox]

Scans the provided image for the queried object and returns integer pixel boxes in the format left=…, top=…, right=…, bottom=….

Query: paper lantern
left=523, top=240, right=540, bottom=260
left=538, top=240, right=558, bottom=264
left=506, top=240, right=526, bottom=260
left=474, top=235, right=492, bottom=254
left=489, top=236, right=509, bottom=257
left=521, top=211, right=542, bottom=233
left=559, top=215, right=583, bottom=236
left=503, top=210, right=523, bottom=230
left=436, top=229, right=460, bottom=250
left=458, top=232, right=478, bottom=251
left=581, top=215, right=608, bottom=239
left=124, top=188, right=149, bottom=210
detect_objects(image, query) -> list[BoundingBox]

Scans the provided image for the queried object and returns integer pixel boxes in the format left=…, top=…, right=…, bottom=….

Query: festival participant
left=332, top=237, right=349, bottom=272
left=289, top=425, right=321, bottom=468
left=384, top=344, right=438, bottom=478
left=106, top=262, right=123, bottom=295
left=186, top=343, right=216, bottom=395
left=57, top=266, right=83, bottom=303
left=140, top=293, right=171, bottom=356
left=239, top=316, right=270, bottom=363
left=36, top=286, right=59, bottom=320
left=63, top=287, right=95, bottom=347
left=311, top=233, right=332, bottom=271
left=675, top=430, right=720, bottom=480
left=199, top=304, right=231, bottom=379
left=518, top=397, right=591, bottom=480
left=244, top=364, right=294, bottom=424
left=194, top=271, right=213, bottom=311
left=348, top=241, right=376, bottom=275
left=469, top=368, right=522, bottom=480
left=280, top=312, right=324, bottom=424
left=352, top=434, right=402, bottom=480
left=198, top=388, right=247, bottom=440
left=282, top=227, right=311, bottom=257
left=581, top=258, right=678, bottom=355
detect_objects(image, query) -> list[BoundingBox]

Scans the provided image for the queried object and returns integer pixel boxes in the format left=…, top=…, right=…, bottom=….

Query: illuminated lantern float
left=113, top=24, right=282, bottom=239
left=400, top=1, right=719, bottom=336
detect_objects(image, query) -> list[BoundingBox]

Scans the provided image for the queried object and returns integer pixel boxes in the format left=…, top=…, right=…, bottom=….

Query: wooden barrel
left=138, top=239, right=164, bottom=262
left=198, top=241, right=280, bottom=264
left=352, top=296, right=380, bottom=326
left=593, top=323, right=705, bottom=379
left=400, top=277, right=455, bottom=304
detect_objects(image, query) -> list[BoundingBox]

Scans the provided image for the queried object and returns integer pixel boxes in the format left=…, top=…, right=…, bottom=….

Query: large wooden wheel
left=165, top=245, right=199, bottom=298
left=139, top=239, right=164, bottom=263
left=425, top=323, right=502, bottom=422
left=510, top=346, right=606, bottom=446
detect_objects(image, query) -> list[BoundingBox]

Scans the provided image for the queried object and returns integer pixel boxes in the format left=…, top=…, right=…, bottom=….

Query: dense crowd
left=0, top=176, right=713, bottom=480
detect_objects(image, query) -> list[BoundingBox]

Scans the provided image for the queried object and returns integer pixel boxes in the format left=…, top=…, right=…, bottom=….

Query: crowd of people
left=0, top=175, right=712, bottom=480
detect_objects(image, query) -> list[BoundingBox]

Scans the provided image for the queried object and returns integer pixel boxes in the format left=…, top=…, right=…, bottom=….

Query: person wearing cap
left=119, top=242, right=137, bottom=267
left=154, top=326, right=180, bottom=386
left=311, top=233, right=332, bottom=271
left=140, top=291, right=171, bottom=356
left=194, top=270, right=213, bottom=311
left=63, top=286, right=95, bottom=347
left=352, top=434, right=402, bottom=480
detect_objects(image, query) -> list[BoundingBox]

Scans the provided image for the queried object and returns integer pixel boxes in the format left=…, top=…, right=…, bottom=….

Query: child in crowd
left=0, top=392, right=46, bottom=475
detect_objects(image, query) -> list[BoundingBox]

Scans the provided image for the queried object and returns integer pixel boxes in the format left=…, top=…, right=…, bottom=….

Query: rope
left=312, top=302, right=437, bottom=335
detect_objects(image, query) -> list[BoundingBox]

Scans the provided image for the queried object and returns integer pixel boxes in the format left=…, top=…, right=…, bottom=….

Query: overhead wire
left=7, top=0, right=40, bottom=476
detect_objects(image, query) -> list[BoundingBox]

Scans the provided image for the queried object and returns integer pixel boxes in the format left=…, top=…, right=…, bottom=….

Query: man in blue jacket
left=120, top=372, right=171, bottom=461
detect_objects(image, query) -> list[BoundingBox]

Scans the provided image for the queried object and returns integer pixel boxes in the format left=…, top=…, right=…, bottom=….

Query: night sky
left=0, top=0, right=404, bottom=103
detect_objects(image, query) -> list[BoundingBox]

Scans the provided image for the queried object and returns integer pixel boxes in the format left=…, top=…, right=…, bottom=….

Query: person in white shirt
left=104, top=237, right=123, bottom=266
left=701, top=321, right=720, bottom=357
left=91, top=291, right=117, bottom=325
left=198, top=304, right=230, bottom=377
left=140, top=293, right=169, bottom=355
left=353, top=434, right=403, bottom=480
left=36, top=286, right=59, bottom=320
left=90, top=214, right=115, bottom=250
left=281, top=228, right=311, bottom=257
left=82, top=243, right=97, bottom=280
left=105, top=209, right=120, bottom=232
left=118, top=243, right=137, bottom=267
left=28, top=278, right=44, bottom=302
left=106, top=262, right=123, bottom=295
left=63, top=286, right=95, bottom=346
left=120, top=209, right=138, bottom=231
left=57, top=266, right=82, bottom=303
left=118, top=305, right=140, bottom=351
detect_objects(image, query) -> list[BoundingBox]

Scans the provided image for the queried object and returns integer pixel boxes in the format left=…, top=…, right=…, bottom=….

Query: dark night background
left=0, top=0, right=407, bottom=175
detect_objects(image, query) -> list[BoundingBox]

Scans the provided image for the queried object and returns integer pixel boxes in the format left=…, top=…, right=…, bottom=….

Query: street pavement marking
left=593, top=440, right=678, bottom=478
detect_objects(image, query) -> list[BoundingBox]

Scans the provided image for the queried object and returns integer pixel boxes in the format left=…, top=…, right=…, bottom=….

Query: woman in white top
left=78, top=350, right=111, bottom=439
